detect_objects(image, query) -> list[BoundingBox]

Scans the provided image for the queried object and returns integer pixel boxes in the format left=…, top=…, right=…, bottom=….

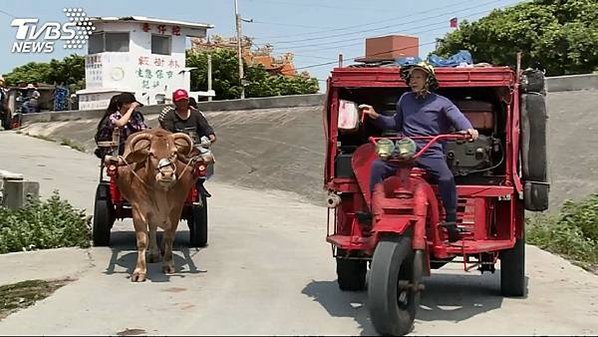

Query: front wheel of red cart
left=368, top=235, right=421, bottom=336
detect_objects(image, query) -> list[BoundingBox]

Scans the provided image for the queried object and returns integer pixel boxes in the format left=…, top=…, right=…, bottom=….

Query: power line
left=280, top=22, right=448, bottom=51
left=253, top=0, right=479, bottom=40
left=250, top=41, right=338, bottom=60
left=247, top=4, right=509, bottom=71
left=291, top=27, right=445, bottom=54
left=294, top=40, right=439, bottom=71
left=266, top=0, right=507, bottom=46
left=251, top=20, right=336, bottom=30
left=246, top=0, right=402, bottom=13
left=292, top=0, right=531, bottom=71
left=270, top=5, right=504, bottom=53
left=0, top=9, right=17, bottom=19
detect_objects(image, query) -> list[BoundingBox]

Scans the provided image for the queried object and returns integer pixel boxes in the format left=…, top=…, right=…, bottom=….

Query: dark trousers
left=369, top=155, right=457, bottom=222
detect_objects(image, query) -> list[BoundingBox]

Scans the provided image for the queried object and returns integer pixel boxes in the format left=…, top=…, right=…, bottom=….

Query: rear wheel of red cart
left=336, top=257, right=367, bottom=291
left=368, top=235, right=421, bottom=336
left=92, top=184, right=113, bottom=247
left=500, top=236, right=526, bottom=297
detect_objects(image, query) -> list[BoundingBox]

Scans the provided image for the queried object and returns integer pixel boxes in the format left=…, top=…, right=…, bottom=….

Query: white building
left=77, top=16, right=213, bottom=110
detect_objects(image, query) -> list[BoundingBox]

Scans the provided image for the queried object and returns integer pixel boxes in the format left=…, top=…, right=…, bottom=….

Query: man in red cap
left=159, top=88, right=216, bottom=198
left=159, top=89, right=216, bottom=144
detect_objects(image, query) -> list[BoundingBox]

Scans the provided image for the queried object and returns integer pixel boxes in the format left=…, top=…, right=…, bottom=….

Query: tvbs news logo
left=10, top=8, right=96, bottom=53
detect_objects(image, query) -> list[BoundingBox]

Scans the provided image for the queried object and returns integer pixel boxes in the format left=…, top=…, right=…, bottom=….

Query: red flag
left=450, top=17, right=458, bottom=28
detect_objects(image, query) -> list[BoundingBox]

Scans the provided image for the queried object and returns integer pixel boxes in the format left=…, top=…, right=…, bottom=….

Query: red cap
left=172, top=89, right=189, bottom=102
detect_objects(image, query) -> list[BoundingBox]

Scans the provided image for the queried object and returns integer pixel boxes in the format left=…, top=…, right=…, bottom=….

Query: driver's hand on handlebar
left=358, top=104, right=380, bottom=120
left=463, top=128, right=479, bottom=140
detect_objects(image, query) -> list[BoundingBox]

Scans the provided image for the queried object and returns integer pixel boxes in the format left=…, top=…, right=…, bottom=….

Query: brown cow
left=107, top=128, right=206, bottom=282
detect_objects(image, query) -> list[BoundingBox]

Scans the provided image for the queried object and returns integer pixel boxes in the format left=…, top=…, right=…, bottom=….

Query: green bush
left=527, top=194, right=598, bottom=272
left=0, top=191, right=91, bottom=254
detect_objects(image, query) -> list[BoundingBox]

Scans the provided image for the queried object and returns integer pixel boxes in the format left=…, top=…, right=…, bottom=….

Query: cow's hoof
left=131, top=272, right=146, bottom=282
left=162, top=265, right=176, bottom=274
left=148, top=253, right=161, bottom=263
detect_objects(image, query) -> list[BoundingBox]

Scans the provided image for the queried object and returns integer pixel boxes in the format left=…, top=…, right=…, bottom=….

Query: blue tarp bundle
left=427, top=50, right=473, bottom=67
left=396, top=50, right=474, bottom=68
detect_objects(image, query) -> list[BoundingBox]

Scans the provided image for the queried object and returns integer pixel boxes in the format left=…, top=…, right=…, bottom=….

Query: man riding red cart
left=323, top=58, right=549, bottom=335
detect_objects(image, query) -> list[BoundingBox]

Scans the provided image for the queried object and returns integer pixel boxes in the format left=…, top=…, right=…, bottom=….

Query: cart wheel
left=336, top=258, right=366, bottom=291
left=189, top=193, right=208, bottom=247
left=92, top=199, right=112, bottom=246
left=368, top=235, right=420, bottom=336
left=500, top=236, right=526, bottom=297
left=92, top=184, right=113, bottom=247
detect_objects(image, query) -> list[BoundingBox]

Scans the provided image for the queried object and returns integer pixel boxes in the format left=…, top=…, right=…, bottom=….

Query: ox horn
left=172, top=133, right=194, bottom=156
left=127, top=132, right=152, bottom=153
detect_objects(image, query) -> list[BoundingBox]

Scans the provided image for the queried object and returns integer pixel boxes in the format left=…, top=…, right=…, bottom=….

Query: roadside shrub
left=527, top=194, right=598, bottom=272
left=0, top=191, right=91, bottom=254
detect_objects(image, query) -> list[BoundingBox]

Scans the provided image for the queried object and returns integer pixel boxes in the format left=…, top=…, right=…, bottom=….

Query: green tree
left=186, top=48, right=319, bottom=99
left=3, top=54, right=85, bottom=92
left=434, top=0, right=598, bottom=76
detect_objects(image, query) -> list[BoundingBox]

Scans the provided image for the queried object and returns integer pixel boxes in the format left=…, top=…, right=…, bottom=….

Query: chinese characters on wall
left=143, top=23, right=181, bottom=36
left=137, top=55, right=181, bottom=90
left=85, top=55, right=103, bottom=88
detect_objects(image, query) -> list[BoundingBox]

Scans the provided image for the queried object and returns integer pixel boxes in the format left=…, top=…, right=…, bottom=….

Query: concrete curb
left=21, top=94, right=325, bottom=124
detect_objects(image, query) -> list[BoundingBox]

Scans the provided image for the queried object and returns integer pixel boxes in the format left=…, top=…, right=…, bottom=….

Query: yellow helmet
left=400, top=61, right=438, bottom=91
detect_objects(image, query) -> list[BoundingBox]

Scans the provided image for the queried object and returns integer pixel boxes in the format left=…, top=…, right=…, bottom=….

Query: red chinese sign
left=157, top=25, right=167, bottom=35
left=141, top=23, right=182, bottom=36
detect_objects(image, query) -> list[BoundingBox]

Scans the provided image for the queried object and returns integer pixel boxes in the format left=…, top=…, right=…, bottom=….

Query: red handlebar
left=369, top=134, right=472, bottom=159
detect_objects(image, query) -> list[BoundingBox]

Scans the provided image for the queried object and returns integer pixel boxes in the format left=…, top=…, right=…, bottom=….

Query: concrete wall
left=21, top=93, right=325, bottom=123
left=546, top=73, right=598, bottom=92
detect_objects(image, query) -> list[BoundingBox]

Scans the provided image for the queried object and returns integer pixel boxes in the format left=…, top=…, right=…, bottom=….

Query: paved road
left=0, top=132, right=597, bottom=335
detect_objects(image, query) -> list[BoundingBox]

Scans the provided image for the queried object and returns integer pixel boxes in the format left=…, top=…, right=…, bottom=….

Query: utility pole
left=234, top=0, right=245, bottom=99
left=207, top=53, right=213, bottom=101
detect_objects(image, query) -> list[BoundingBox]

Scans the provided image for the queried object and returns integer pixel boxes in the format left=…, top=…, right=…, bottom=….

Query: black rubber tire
left=368, top=235, right=419, bottom=336
left=524, top=181, right=549, bottom=212
left=92, top=184, right=113, bottom=246
left=92, top=186, right=112, bottom=247
left=520, top=93, right=548, bottom=182
left=189, top=193, right=208, bottom=247
left=336, top=258, right=367, bottom=291
left=500, top=237, right=526, bottom=297
left=521, top=69, right=545, bottom=94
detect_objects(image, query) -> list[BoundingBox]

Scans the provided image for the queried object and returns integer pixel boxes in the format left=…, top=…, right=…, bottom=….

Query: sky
left=0, top=0, right=525, bottom=88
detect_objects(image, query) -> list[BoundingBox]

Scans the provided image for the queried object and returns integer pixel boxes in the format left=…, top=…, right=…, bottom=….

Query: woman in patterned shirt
left=94, top=92, right=149, bottom=157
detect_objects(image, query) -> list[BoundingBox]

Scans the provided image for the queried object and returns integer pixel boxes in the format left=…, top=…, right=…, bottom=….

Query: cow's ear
left=125, top=149, right=149, bottom=164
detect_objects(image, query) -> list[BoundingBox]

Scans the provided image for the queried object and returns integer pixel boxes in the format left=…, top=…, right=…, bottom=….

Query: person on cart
left=159, top=89, right=216, bottom=143
left=360, top=62, right=479, bottom=242
left=159, top=88, right=216, bottom=198
left=94, top=92, right=149, bottom=158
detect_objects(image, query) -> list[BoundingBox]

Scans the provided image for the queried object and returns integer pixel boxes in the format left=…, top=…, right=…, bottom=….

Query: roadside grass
left=527, top=194, right=598, bottom=274
left=0, top=191, right=91, bottom=254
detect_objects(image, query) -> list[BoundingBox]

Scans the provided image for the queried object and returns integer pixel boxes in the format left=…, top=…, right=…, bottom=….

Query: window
left=88, top=32, right=103, bottom=54
left=151, top=34, right=171, bottom=55
left=105, top=32, right=130, bottom=52
left=87, top=32, right=130, bottom=54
